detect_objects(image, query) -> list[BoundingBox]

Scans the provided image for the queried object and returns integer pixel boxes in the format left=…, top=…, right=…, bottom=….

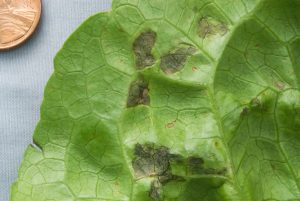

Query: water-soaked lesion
left=133, top=31, right=157, bottom=69
left=198, top=16, right=228, bottom=39
left=132, top=143, right=227, bottom=200
left=160, top=45, right=197, bottom=74
left=127, top=78, right=150, bottom=107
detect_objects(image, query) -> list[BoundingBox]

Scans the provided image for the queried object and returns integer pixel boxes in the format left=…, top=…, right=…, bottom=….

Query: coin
left=0, top=0, right=41, bottom=50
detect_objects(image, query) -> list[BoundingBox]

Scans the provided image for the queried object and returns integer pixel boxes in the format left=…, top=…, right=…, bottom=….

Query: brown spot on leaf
left=166, top=122, right=175, bottom=128
left=192, top=67, right=199, bottom=72
left=188, top=156, right=204, bottom=174
left=275, top=81, right=285, bottom=90
left=204, top=167, right=227, bottom=175
left=132, top=143, right=170, bottom=178
left=132, top=143, right=227, bottom=200
left=133, top=31, right=157, bottom=69
left=198, top=16, right=228, bottom=39
left=160, top=45, right=196, bottom=74
left=217, top=167, right=227, bottom=175
left=166, top=120, right=176, bottom=128
left=132, top=144, right=184, bottom=200
left=127, top=78, right=150, bottom=107
left=149, top=180, right=162, bottom=200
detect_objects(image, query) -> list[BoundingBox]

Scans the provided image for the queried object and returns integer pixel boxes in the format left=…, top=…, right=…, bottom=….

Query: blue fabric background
left=0, top=1, right=111, bottom=200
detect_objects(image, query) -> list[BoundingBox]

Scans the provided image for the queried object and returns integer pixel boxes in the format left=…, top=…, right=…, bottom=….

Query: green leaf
left=11, top=0, right=300, bottom=200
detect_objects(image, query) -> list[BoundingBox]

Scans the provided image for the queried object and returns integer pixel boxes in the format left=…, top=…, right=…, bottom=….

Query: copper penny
left=0, top=0, right=41, bottom=50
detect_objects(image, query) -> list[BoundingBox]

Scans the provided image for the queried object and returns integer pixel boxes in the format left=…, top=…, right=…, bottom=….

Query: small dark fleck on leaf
left=133, top=31, right=157, bottom=69
left=217, top=167, right=227, bottom=175
left=204, top=167, right=227, bottom=175
left=240, top=107, right=249, bottom=116
left=166, top=120, right=176, bottom=128
left=192, top=67, right=199, bottom=72
left=166, top=122, right=175, bottom=128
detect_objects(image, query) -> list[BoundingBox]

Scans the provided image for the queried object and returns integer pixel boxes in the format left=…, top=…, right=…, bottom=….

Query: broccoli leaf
left=11, top=0, right=300, bottom=201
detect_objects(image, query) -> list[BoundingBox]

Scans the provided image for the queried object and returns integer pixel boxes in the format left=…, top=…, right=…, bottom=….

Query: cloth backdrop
left=0, top=1, right=111, bottom=200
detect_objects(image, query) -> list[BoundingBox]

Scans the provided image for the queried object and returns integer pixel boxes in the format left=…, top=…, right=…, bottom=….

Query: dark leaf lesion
left=149, top=180, right=162, bottom=200
left=160, top=45, right=197, bottom=74
left=132, top=143, right=181, bottom=200
left=133, top=31, right=157, bottom=69
left=127, top=78, right=150, bottom=107
left=132, top=143, right=228, bottom=200
left=198, top=16, right=228, bottom=39
left=132, top=143, right=170, bottom=179
left=188, top=156, right=204, bottom=174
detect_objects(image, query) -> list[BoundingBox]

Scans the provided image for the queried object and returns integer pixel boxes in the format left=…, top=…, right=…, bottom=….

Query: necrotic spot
left=198, top=16, right=228, bottom=39
left=188, top=156, right=204, bottom=174
left=127, top=78, right=150, bottom=107
left=132, top=143, right=227, bottom=200
left=149, top=180, right=162, bottom=200
left=132, top=143, right=170, bottom=178
left=133, top=31, right=157, bottom=69
left=132, top=143, right=182, bottom=200
left=160, top=46, right=196, bottom=74
left=204, top=167, right=227, bottom=175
